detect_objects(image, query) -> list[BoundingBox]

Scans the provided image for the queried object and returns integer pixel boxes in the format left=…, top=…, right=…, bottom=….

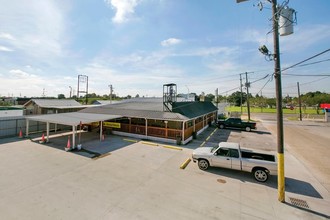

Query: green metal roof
left=172, top=101, right=218, bottom=118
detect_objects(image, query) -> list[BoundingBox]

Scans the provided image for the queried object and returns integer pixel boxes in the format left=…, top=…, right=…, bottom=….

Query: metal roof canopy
left=26, top=112, right=122, bottom=126
left=26, top=112, right=122, bottom=150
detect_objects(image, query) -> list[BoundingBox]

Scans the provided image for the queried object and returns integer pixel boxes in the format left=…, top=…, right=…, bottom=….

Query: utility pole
left=245, top=72, right=251, bottom=121
left=272, top=0, right=285, bottom=203
left=261, top=90, right=263, bottom=113
left=240, top=74, right=243, bottom=115
left=69, top=86, right=72, bottom=98
left=297, top=82, right=302, bottom=121
left=236, top=0, right=288, bottom=203
left=215, top=88, right=219, bottom=110
left=109, top=84, right=113, bottom=104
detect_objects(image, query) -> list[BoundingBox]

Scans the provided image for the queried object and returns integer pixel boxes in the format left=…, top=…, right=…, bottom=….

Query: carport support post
left=164, top=121, right=168, bottom=138
left=25, top=119, right=29, bottom=137
left=181, top=121, right=185, bottom=143
left=100, top=121, right=103, bottom=141
left=55, top=109, right=58, bottom=132
left=46, top=122, right=50, bottom=142
left=72, top=125, right=76, bottom=148
left=145, top=118, right=148, bottom=137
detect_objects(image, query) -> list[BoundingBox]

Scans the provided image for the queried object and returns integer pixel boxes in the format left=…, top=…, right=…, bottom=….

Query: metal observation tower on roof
left=163, top=83, right=177, bottom=112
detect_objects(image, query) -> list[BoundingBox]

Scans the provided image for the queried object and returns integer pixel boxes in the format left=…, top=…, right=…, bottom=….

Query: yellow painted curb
left=162, top=145, right=183, bottom=151
left=123, top=138, right=138, bottom=143
left=180, top=158, right=191, bottom=169
left=141, top=141, right=159, bottom=146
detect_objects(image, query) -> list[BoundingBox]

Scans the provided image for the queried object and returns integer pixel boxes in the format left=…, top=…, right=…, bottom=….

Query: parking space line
left=141, top=141, right=183, bottom=151
left=123, top=138, right=138, bottom=143
left=200, top=127, right=218, bottom=147
left=141, top=141, right=158, bottom=146
left=162, top=145, right=182, bottom=151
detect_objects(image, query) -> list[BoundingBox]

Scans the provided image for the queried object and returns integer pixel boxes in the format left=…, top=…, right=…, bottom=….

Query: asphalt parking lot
left=0, top=121, right=329, bottom=219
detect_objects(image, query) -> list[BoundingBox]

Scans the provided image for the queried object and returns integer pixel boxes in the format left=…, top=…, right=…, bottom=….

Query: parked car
left=192, top=142, right=277, bottom=182
left=217, top=117, right=256, bottom=132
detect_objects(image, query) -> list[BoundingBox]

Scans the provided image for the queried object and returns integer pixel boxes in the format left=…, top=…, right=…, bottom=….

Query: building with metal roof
left=79, top=97, right=218, bottom=145
left=24, top=97, right=217, bottom=147
left=24, top=99, right=85, bottom=115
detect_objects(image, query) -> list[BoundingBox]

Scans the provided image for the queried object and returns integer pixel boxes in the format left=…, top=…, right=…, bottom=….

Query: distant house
left=24, top=99, right=85, bottom=115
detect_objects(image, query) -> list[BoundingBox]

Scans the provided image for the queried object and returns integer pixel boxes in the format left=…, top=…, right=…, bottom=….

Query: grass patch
left=226, top=106, right=323, bottom=115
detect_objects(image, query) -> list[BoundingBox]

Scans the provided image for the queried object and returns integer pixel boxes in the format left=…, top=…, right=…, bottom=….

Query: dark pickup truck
left=217, top=117, right=256, bottom=132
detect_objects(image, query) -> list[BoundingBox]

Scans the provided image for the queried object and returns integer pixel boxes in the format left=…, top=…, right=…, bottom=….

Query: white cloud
left=0, top=33, right=15, bottom=40
left=280, top=24, right=330, bottom=52
left=9, top=69, right=36, bottom=78
left=177, top=46, right=238, bottom=57
left=105, top=0, right=139, bottom=23
left=0, top=45, right=13, bottom=52
left=0, top=1, right=67, bottom=58
left=237, top=24, right=330, bottom=53
left=161, top=38, right=182, bottom=47
left=239, top=29, right=270, bottom=46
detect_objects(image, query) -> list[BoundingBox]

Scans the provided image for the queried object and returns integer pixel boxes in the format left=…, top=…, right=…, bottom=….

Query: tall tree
left=227, top=91, right=247, bottom=106
left=58, top=94, right=65, bottom=99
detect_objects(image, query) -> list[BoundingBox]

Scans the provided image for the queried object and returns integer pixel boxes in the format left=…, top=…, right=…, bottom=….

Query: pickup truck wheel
left=253, top=169, right=268, bottom=182
left=198, top=159, right=209, bottom=170
left=245, top=126, right=251, bottom=132
left=219, top=124, right=225, bottom=129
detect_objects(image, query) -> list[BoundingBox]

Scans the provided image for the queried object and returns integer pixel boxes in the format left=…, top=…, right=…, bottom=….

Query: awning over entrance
left=26, top=112, right=122, bottom=149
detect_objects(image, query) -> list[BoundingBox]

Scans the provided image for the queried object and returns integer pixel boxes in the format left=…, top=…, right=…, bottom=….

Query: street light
left=258, top=45, right=269, bottom=55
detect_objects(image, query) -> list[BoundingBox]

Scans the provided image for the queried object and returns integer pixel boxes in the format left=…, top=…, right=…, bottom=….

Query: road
left=251, top=113, right=330, bottom=193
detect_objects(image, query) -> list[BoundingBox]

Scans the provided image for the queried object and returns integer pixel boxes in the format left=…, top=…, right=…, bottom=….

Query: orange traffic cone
left=18, top=129, right=23, bottom=138
left=39, top=133, right=45, bottom=143
left=65, top=136, right=71, bottom=151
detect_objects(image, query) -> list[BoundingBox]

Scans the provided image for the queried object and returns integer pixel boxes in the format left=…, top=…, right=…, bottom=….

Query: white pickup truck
left=192, top=142, right=277, bottom=182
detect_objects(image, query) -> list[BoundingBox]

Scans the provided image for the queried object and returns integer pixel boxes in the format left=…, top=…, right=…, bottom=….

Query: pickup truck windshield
left=211, top=146, right=218, bottom=153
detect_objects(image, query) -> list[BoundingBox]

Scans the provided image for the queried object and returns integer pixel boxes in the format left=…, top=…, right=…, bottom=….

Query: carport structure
left=26, top=112, right=122, bottom=148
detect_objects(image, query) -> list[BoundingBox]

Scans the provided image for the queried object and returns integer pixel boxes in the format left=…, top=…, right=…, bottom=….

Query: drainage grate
left=289, top=197, right=309, bottom=209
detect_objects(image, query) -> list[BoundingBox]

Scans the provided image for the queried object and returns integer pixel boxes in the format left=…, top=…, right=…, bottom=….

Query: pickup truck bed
left=217, top=117, right=256, bottom=132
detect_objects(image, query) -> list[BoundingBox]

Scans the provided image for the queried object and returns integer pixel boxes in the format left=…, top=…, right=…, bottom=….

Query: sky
left=0, top=0, right=329, bottom=99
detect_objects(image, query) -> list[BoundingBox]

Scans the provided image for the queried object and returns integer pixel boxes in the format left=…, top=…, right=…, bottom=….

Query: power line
left=281, top=48, right=330, bottom=73
left=284, top=73, right=330, bottom=77
left=294, top=58, right=330, bottom=68
left=190, top=49, right=330, bottom=97
left=299, top=76, right=330, bottom=86
left=255, top=75, right=273, bottom=95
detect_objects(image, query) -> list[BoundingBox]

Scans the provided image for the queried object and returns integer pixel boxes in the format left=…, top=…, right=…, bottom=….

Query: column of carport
left=25, top=119, right=51, bottom=143
left=25, top=118, right=106, bottom=149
